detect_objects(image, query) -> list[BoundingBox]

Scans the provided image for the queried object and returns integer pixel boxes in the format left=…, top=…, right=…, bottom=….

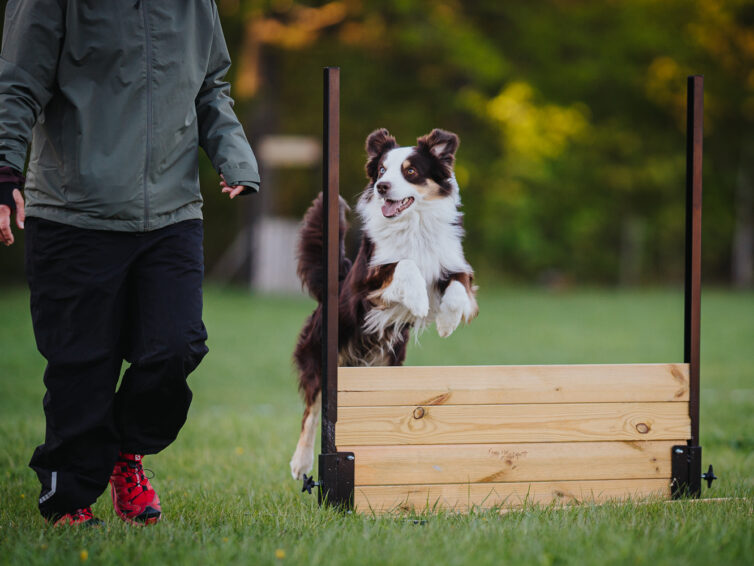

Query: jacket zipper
left=141, top=0, right=153, bottom=231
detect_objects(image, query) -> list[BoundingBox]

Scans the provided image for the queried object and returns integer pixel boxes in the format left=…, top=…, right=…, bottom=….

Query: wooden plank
left=338, top=441, right=679, bottom=486
left=336, top=402, right=691, bottom=446
left=354, top=478, right=670, bottom=513
left=338, top=364, right=689, bottom=406
left=511, top=497, right=746, bottom=513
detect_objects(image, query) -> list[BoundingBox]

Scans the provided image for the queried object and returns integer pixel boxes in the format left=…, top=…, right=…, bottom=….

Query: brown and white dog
left=289, top=128, right=478, bottom=480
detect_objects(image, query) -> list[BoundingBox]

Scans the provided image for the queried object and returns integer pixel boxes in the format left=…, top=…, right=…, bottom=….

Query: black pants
left=25, top=217, right=209, bottom=518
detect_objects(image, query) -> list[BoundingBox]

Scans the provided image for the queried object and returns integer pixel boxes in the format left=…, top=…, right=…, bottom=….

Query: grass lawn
left=0, top=284, right=752, bottom=565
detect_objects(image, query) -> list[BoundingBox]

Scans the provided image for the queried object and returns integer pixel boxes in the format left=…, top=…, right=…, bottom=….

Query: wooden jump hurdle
left=307, top=68, right=714, bottom=513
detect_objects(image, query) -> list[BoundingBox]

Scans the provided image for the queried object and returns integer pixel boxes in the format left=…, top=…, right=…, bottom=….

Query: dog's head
left=362, top=128, right=460, bottom=219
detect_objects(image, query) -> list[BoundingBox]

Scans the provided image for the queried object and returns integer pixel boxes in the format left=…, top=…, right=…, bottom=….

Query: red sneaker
left=110, top=453, right=162, bottom=525
left=49, top=507, right=103, bottom=527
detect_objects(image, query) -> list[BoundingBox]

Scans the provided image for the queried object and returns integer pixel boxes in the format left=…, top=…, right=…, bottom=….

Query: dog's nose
left=376, top=182, right=391, bottom=196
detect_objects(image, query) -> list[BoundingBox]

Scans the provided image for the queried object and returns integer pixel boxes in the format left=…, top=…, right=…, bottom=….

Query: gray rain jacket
left=0, top=0, right=260, bottom=231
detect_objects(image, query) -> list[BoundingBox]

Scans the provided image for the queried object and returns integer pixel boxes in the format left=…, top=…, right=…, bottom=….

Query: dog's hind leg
left=291, top=308, right=323, bottom=480
left=290, top=391, right=321, bottom=480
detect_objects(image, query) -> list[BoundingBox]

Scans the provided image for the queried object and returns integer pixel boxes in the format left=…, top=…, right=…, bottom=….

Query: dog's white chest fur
left=359, top=176, right=470, bottom=280
left=357, top=179, right=472, bottom=340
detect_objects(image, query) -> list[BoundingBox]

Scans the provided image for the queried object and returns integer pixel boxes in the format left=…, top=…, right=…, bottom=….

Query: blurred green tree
left=0, top=0, right=751, bottom=286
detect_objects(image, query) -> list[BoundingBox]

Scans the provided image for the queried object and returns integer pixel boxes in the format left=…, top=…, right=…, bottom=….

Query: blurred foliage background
left=1, top=0, right=752, bottom=287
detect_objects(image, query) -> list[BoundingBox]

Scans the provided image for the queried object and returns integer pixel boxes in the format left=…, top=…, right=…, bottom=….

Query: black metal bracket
left=301, top=474, right=319, bottom=495
left=702, top=464, right=717, bottom=488
left=317, top=452, right=354, bottom=511
left=671, top=445, right=716, bottom=498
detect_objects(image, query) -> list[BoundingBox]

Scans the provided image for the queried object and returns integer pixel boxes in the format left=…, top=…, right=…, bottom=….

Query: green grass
left=0, top=285, right=752, bottom=565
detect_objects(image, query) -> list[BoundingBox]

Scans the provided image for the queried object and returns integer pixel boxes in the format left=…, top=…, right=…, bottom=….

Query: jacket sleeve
left=0, top=0, right=65, bottom=173
left=196, top=5, right=260, bottom=191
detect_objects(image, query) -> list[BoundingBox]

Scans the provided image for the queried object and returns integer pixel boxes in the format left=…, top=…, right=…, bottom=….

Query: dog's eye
left=379, top=166, right=386, bottom=175
left=406, top=168, right=416, bottom=175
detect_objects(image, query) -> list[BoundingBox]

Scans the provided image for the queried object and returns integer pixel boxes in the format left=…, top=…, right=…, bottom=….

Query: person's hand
left=220, top=174, right=247, bottom=200
left=0, top=189, right=25, bottom=246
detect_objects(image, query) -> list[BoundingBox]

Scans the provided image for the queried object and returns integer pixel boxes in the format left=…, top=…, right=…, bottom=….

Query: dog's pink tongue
left=382, top=200, right=401, bottom=217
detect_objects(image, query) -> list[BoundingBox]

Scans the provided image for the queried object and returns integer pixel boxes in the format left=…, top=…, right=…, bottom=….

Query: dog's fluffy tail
left=296, top=192, right=352, bottom=303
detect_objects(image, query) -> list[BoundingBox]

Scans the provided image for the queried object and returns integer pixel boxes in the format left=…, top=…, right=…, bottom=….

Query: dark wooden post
left=668, top=76, right=713, bottom=498
left=317, top=67, right=354, bottom=510
left=684, top=75, right=703, bottom=448
left=321, top=67, right=340, bottom=455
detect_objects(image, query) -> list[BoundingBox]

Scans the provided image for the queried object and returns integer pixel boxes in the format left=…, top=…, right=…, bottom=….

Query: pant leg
left=25, top=218, right=133, bottom=518
left=115, top=219, right=208, bottom=454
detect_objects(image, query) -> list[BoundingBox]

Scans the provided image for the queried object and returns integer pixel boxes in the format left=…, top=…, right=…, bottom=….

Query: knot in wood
left=413, top=406, right=426, bottom=419
left=636, top=422, right=650, bottom=434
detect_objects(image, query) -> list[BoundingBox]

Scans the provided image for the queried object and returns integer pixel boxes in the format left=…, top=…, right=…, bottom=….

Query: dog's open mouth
left=381, top=197, right=415, bottom=218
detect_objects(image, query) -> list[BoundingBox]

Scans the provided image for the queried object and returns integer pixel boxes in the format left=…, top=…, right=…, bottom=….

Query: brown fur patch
left=365, top=128, right=398, bottom=181
left=415, top=178, right=446, bottom=200
left=365, top=263, right=397, bottom=307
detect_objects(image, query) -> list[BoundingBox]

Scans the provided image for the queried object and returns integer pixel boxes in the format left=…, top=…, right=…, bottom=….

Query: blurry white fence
left=251, top=216, right=304, bottom=295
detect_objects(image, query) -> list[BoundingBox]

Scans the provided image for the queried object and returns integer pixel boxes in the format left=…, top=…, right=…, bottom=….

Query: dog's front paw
left=290, top=446, right=314, bottom=481
left=436, top=306, right=463, bottom=337
left=383, top=260, right=429, bottom=318
left=436, top=280, right=473, bottom=337
left=403, top=282, right=430, bottom=318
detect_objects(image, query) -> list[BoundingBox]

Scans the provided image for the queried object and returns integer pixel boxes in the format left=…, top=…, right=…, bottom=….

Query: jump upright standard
left=306, top=68, right=715, bottom=513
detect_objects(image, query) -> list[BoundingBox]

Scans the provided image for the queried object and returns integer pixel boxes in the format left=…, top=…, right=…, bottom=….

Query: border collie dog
left=290, top=128, right=478, bottom=480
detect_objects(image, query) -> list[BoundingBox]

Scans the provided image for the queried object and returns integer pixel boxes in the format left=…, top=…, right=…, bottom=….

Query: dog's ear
left=417, top=129, right=459, bottom=167
left=366, top=128, right=398, bottom=158
left=365, top=128, right=397, bottom=179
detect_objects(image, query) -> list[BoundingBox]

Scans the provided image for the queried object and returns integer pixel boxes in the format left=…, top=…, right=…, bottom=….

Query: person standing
left=0, top=0, right=260, bottom=526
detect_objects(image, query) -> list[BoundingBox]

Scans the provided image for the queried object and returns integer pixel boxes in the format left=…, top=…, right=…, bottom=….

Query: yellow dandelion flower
left=235, top=447, right=244, bottom=455
left=80, top=550, right=89, bottom=562
left=275, top=549, right=286, bottom=559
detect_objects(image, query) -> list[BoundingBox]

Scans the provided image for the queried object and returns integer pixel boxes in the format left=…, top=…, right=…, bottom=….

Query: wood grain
left=338, top=364, right=690, bottom=406
left=335, top=402, right=690, bottom=445
left=338, top=441, right=680, bottom=486
left=354, top=478, right=671, bottom=513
